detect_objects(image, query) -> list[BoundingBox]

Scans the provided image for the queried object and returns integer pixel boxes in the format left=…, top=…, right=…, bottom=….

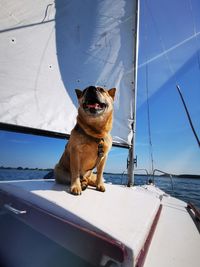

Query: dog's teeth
left=87, top=103, right=101, bottom=109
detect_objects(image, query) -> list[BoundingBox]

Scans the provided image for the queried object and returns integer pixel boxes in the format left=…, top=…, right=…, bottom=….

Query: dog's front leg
left=96, top=155, right=107, bottom=192
left=70, top=148, right=82, bottom=195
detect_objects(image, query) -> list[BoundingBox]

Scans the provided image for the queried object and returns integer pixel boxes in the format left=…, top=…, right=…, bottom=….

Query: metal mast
left=127, top=0, right=140, bottom=186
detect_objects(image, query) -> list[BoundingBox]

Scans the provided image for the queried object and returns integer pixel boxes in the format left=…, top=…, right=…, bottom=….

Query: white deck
left=0, top=180, right=199, bottom=267
left=144, top=194, right=200, bottom=267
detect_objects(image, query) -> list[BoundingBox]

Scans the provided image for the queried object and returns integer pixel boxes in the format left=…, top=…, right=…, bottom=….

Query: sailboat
left=0, top=0, right=199, bottom=266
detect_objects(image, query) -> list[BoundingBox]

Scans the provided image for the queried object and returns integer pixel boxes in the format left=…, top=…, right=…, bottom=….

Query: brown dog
left=54, top=86, right=116, bottom=195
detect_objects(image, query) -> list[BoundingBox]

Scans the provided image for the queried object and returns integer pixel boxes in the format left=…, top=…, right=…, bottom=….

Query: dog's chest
left=79, top=139, right=109, bottom=169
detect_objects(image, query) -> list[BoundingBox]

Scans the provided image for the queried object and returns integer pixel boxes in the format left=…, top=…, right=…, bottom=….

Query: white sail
left=0, top=0, right=138, bottom=146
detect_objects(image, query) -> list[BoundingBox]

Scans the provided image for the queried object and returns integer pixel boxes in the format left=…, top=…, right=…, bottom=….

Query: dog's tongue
left=87, top=103, right=100, bottom=109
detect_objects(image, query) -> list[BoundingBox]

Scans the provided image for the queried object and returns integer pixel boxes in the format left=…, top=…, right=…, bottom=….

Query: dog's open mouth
left=83, top=101, right=107, bottom=114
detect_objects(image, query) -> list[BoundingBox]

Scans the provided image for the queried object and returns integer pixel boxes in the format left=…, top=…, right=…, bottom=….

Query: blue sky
left=0, top=0, right=200, bottom=175
left=135, top=0, right=200, bottom=175
left=0, top=130, right=129, bottom=173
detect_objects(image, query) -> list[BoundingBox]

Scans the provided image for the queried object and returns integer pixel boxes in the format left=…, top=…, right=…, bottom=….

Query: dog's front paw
left=70, top=183, right=82, bottom=195
left=96, top=183, right=106, bottom=192
left=81, top=178, right=88, bottom=191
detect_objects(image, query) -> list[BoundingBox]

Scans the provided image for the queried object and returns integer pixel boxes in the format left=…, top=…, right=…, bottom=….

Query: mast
left=127, top=0, right=140, bottom=186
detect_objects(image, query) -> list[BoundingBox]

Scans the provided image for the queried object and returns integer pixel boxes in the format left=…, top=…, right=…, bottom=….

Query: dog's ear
left=75, top=89, right=83, bottom=99
left=108, top=88, right=116, bottom=100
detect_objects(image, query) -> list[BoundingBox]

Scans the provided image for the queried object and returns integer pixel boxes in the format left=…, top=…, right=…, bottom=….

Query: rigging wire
left=144, top=1, right=154, bottom=175
left=188, top=0, right=200, bottom=71
left=145, top=0, right=200, bottom=149
left=180, top=0, right=200, bottom=147
left=145, top=0, right=177, bottom=82
left=176, top=85, right=200, bottom=147
left=145, top=60, right=154, bottom=174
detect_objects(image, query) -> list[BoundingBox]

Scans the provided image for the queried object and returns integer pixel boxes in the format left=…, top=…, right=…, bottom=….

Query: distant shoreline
left=135, top=173, right=200, bottom=179
left=105, top=172, right=200, bottom=179
left=0, top=167, right=200, bottom=179
left=0, top=166, right=53, bottom=171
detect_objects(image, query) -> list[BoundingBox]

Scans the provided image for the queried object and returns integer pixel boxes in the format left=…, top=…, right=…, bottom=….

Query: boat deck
left=0, top=179, right=199, bottom=267
left=144, top=194, right=200, bottom=267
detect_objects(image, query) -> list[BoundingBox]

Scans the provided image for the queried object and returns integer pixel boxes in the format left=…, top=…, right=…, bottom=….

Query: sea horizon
left=0, top=166, right=200, bottom=179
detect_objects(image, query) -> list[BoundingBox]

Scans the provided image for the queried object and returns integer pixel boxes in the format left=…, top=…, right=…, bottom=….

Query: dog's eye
left=99, top=88, right=105, bottom=93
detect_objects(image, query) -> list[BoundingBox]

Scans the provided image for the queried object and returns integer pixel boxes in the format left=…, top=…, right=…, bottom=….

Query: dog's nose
left=86, top=86, right=97, bottom=93
left=84, top=86, right=99, bottom=103
left=85, top=86, right=98, bottom=99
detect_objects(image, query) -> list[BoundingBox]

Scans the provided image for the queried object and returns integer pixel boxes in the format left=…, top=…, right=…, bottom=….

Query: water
left=105, top=173, right=200, bottom=209
left=0, top=169, right=49, bottom=181
left=0, top=169, right=200, bottom=209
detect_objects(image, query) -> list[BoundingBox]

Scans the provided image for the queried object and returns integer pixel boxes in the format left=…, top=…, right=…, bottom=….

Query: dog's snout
left=86, top=86, right=97, bottom=93
left=85, top=86, right=99, bottom=101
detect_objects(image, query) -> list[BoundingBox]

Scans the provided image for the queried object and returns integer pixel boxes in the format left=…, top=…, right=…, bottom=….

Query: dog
left=54, top=85, right=116, bottom=195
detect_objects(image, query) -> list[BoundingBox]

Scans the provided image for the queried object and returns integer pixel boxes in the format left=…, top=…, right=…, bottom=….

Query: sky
left=0, top=0, right=200, bottom=175
left=135, top=0, right=200, bottom=175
